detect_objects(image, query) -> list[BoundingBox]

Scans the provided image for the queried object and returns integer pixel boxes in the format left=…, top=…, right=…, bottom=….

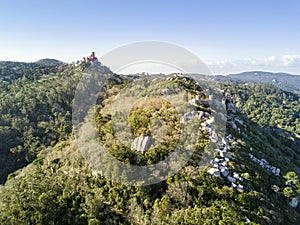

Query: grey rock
left=198, top=111, right=204, bottom=119
left=220, top=167, right=229, bottom=177
left=231, top=141, right=239, bottom=147
left=204, top=112, right=210, bottom=118
left=233, top=172, right=240, bottom=179
left=195, top=95, right=201, bottom=101
left=289, top=197, right=299, bottom=208
left=237, top=184, right=244, bottom=192
left=235, top=118, right=244, bottom=125
left=227, top=134, right=233, bottom=139
left=217, top=112, right=227, bottom=121
left=227, top=176, right=236, bottom=183
left=271, top=167, right=276, bottom=174
left=233, top=172, right=243, bottom=181
left=161, top=88, right=172, bottom=95
left=182, top=111, right=198, bottom=123
left=261, top=158, right=268, bottom=164
left=231, top=122, right=237, bottom=130
left=222, top=137, right=229, bottom=145
left=189, top=98, right=199, bottom=106
left=210, top=130, right=218, bottom=143
left=131, top=135, right=152, bottom=153
left=227, top=103, right=237, bottom=113
left=211, top=161, right=219, bottom=168
left=220, top=160, right=228, bottom=167
left=220, top=151, right=232, bottom=159
left=214, top=158, right=220, bottom=163
left=208, top=168, right=221, bottom=178
left=206, top=117, right=214, bottom=125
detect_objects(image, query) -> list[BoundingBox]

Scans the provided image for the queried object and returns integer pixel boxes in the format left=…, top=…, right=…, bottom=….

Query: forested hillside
left=228, top=72, right=300, bottom=94
left=0, top=62, right=79, bottom=183
left=223, top=83, right=300, bottom=135
left=0, top=62, right=299, bottom=224
left=0, top=61, right=65, bottom=83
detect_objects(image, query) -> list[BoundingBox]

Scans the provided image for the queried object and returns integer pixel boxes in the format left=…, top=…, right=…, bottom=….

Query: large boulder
left=131, top=135, right=152, bottom=153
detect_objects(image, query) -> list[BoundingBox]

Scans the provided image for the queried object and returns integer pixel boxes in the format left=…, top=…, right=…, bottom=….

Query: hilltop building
left=83, top=52, right=98, bottom=62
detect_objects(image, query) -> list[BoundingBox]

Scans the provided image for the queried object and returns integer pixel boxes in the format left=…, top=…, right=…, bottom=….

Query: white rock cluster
left=200, top=112, right=218, bottom=143
left=249, top=153, right=280, bottom=176
left=208, top=93, right=283, bottom=195
left=181, top=102, right=218, bottom=143
left=223, top=96, right=247, bottom=135
left=182, top=88, right=245, bottom=192
left=208, top=134, right=244, bottom=192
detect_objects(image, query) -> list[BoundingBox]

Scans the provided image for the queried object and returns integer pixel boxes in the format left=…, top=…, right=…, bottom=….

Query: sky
left=1, top=0, right=300, bottom=74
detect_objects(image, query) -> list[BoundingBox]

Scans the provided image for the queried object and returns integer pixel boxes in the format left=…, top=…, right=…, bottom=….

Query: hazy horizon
left=1, top=0, right=300, bottom=74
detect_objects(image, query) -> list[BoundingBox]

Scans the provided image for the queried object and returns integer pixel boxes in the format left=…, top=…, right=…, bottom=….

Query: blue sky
left=1, top=0, right=300, bottom=74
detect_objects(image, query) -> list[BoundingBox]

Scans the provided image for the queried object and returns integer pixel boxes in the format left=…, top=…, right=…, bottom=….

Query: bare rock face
left=131, top=135, right=152, bottom=153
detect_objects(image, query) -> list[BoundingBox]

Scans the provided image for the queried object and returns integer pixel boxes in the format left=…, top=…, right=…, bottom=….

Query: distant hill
left=227, top=71, right=300, bottom=94
left=35, top=58, right=65, bottom=66
left=0, top=61, right=65, bottom=83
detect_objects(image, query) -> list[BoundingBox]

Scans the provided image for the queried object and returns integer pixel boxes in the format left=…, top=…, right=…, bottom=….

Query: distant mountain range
left=214, top=71, right=300, bottom=94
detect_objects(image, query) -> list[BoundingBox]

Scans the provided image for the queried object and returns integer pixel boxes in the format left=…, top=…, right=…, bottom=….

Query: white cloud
left=247, top=58, right=257, bottom=65
left=264, top=56, right=278, bottom=64
left=282, top=55, right=300, bottom=66
left=207, top=55, right=300, bottom=75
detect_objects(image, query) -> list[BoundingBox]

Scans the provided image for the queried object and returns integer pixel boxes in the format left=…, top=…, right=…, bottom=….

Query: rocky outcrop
left=249, top=153, right=280, bottom=176
left=208, top=93, right=284, bottom=196
left=208, top=133, right=244, bottom=192
left=131, top=135, right=152, bottom=153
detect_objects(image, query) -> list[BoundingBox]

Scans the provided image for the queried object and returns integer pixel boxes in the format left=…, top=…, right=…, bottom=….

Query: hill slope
left=227, top=71, right=300, bottom=94
left=0, top=64, right=299, bottom=224
left=35, top=58, right=65, bottom=66
left=0, top=61, right=65, bottom=83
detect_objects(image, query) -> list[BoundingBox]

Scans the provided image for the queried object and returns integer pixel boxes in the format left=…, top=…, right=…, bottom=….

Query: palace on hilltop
left=83, top=52, right=98, bottom=62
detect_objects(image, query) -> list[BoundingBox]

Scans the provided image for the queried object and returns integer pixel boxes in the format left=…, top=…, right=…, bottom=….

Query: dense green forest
left=0, top=61, right=299, bottom=224
left=0, top=61, right=65, bottom=83
left=223, top=83, right=300, bottom=135
left=0, top=61, right=78, bottom=183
